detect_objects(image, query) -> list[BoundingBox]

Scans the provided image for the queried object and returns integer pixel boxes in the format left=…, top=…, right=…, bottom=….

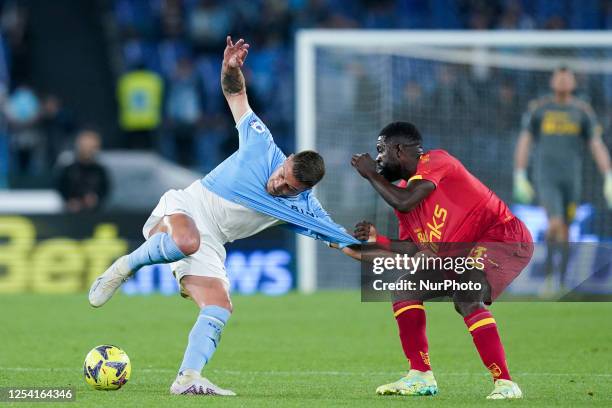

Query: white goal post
left=296, top=30, right=612, bottom=293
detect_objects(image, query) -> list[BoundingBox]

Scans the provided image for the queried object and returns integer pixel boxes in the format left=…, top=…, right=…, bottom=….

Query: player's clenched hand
left=513, top=169, right=534, bottom=204
left=351, top=153, right=377, bottom=179
left=223, top=36, right=250, bottom=68
left=353, top=220, right=377, bottom=242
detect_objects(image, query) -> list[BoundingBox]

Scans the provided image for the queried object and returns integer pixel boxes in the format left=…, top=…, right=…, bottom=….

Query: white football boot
left=170, top=369, right=236, bottom=396
left=376, top=370, right=438, bottom=396
left=88, top=255, right=133, bottom=307
left=486, top=379, right=523, bottom=399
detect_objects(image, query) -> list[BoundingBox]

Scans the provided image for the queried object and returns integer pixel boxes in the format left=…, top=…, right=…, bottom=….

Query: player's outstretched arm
left=221, top=35, right=251, bottom=123
left=340, top=246, right=362, bottom=261
left=337, top=243, right=404, bottom=262
left=513, top=130, right=535, bottom=204
left=333, top=221, right=377, bottom=261
left=514, top=130, right=532, bottom=171
left=589, top=132, right=612, bottom=176
left=329, top=222, right=382, bottom=261
left=588, top=132, right=612, bottom=208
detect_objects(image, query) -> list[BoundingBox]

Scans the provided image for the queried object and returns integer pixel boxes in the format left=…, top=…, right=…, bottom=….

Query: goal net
left=296, top=30, right=612, bottom=292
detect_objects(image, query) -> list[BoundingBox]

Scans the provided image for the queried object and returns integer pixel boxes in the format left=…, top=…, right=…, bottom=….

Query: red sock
left=464, top=309, right=511, bottom=381
left=392, top=301, right=431, bottom=372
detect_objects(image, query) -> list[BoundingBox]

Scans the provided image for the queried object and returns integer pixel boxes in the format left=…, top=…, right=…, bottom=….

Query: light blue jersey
left=202, top=111, right=359, bottom=247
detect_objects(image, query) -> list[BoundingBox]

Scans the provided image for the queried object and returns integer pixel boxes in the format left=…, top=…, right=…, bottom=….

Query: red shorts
left=470, top=217, right=534, bottom=301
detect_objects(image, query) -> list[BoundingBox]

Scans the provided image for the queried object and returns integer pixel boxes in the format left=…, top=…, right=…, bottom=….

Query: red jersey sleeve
left=408, top=150, right=455, bottom=187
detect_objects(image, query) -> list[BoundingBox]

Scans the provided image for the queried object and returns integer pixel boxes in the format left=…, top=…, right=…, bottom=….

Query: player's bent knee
left=191, top=293, right=232, bottom=312
left=190, top=291, right=233, bottom=312
left=213, top=298, right=233, bottom=313
left=392, top=273, right=418, bottom=302
left=453, top=299, right=484, bottom=317
left=182, top=276, right=233, bottom=312
left=173, top=233, right=200, bottom=256
left=162, top=214, right=200, bottom=255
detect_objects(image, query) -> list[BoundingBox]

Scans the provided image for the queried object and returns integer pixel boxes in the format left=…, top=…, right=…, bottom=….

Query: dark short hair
left=379, top=122, right=422, bottom=145
left=555, top=65, right=572, bottom=73
left=76, top=125, right=102, bottom=138
left=292, top=150, right=325, bottom=188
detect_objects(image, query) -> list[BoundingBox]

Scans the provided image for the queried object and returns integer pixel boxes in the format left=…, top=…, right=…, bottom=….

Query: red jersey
left=394, top=150, right=514, bottom=252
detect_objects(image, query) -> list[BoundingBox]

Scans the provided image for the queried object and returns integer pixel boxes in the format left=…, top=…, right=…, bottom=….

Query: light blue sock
left=179, top=305, right=231, bottom=374
left=127, top=232, right=186, bottom=270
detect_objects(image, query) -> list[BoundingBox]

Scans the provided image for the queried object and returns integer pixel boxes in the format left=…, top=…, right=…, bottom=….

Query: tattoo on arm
left=221, top=65, right=245, bottom=96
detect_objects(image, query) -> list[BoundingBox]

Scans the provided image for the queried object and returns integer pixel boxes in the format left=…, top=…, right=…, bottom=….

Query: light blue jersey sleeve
left=235, top=110, right=286, bottom=170
left=202, top=110, right=286, bottom=202
left=236, top=110, right=270, bottom=144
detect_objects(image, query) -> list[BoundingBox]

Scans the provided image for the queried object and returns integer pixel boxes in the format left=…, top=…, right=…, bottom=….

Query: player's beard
left=378, top=161, right=402, bottom=182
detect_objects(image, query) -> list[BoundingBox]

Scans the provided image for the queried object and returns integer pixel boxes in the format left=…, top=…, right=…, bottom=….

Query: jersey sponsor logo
left=290, top=205, right=315, bottom=218
left=541, top=111, right=580, bottom=135
left=427, top=205, right=447, bottom=241
left=273, top=197, right=317, bottom=219
left=414, top=204, right=448, bottom=253
left=249, top=119, right=266, bottom=133
left=415, top=228, right=426, bottom=244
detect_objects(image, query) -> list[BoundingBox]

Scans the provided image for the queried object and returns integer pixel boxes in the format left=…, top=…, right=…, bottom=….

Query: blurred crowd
left=0, top=0, right=612, bottom=209
left=112, top=0, right=612, bottom=171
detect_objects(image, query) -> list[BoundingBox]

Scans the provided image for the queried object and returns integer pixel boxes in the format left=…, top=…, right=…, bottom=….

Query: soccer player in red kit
left=349, top=122, right=533, bottom=399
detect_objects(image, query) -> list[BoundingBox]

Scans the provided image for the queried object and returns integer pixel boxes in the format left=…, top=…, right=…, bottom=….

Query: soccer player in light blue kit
left=88, top=36, right=358, bottom=396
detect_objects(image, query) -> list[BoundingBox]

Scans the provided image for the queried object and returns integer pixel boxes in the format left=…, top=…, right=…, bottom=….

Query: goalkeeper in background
left=513, top=67, right=612, bottom=289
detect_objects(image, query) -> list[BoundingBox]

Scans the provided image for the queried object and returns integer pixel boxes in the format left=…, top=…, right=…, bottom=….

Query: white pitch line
left=1, top=367, right=611, bottom=378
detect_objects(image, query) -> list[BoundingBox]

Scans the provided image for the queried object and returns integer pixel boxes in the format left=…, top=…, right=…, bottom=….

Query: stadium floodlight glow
left=296, top=30, right=612, bottom=293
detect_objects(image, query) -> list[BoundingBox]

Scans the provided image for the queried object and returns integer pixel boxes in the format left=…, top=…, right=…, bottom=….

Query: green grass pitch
left=1, top=292, right=611, bottom=407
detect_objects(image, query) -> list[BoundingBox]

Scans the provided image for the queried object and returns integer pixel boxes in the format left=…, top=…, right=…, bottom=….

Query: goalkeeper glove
left=513, top=169, right=534, bottom=204
left=604, top=171, right=612, bottom=209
